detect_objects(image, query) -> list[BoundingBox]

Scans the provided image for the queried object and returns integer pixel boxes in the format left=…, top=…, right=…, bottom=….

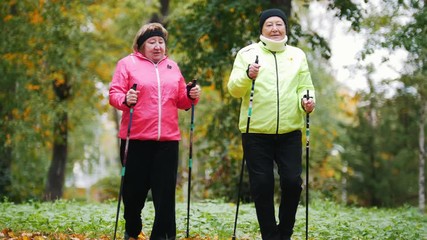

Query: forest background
left=0, top=0, right=425, bottom=215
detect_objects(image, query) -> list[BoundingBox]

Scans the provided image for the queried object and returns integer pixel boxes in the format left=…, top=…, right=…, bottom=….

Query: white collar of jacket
left=259, top=34, right=288, bottom=52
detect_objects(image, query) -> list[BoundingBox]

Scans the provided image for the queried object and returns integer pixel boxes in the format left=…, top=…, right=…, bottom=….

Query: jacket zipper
left=155, top=64, right=162, bottom=141
left=141, top=56, right=166, bottom=141
left=272, top=52, right=280, bottom=134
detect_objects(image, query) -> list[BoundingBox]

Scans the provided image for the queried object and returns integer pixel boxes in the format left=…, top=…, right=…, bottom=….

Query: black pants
left=242, top=131, right=303, bottom=240
left=120, top=140, right=178, bottom=240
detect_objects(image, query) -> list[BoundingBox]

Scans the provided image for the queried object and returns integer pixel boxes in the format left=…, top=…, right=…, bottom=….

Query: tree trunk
left=367, top=78, right=380, bottom=206
left=0, top=0, right=19, bottom=198
left=150, top=0, right=170, bottom=25
left=44, top=112, right=68, bottom=200
left=44, top=77, right=70, bottom=201
left=0, top=105, right=13, bottom=197
left=270, top=0, right=292, bottom=18
left=0, top=142, right=12, bottom=197
left=419, top=101, right=426, bottom=213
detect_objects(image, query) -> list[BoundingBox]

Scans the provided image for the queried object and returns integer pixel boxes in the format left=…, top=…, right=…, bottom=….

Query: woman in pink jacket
left=109, top=22, right=201, bottom=240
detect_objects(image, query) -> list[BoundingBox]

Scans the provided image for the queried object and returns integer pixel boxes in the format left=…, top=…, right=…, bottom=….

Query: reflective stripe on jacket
left=109, top=51, right=197, bottom=141
left=228, top=41, right=315, bottom=134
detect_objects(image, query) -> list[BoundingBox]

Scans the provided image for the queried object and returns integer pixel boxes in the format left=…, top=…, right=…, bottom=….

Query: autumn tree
left=340, top=0, right=426, bottom=209
left=0, top=0, right=157, bottom=201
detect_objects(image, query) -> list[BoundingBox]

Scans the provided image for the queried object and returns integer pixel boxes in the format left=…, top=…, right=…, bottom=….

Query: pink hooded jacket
left=109, top=51, right=198, bottom=141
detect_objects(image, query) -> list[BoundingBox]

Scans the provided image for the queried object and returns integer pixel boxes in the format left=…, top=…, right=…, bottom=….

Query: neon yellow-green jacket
left=228, top=41, right=315, bottom=134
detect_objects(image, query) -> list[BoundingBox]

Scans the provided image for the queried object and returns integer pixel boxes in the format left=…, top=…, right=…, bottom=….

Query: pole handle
left=129, top=84, right=138, bottom=108
left=186, top=79, right=197, bottom=99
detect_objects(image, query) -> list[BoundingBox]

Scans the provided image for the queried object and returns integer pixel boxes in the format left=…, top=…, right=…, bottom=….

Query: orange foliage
left=54, top=78, right=65, bottom=86
left=198, top=34, right=209, bottom=43
left=26, top=84, right=41, bottom=91
left=29, top=10, right=43, bottom=24
left=3, top=53, right=18, bottom=61
left=0, top=228, right=216, bottom=240
left=3, top=15, right=13, bottom=22
left=3, top=53, right=35, bottom=70
left=44, top=130, right=51, bottom=137
left=319, top=166, right=335, bottom=178
left=1, top=228, right=110, bottom=240
left=52, top=72, right=65, bottom=86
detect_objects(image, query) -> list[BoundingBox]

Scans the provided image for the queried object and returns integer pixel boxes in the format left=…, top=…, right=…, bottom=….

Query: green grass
left=0, top=198, right=426, bottom=239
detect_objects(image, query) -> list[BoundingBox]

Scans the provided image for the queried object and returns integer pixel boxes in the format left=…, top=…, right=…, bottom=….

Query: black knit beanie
left=259, top=8, right=288, bottom=33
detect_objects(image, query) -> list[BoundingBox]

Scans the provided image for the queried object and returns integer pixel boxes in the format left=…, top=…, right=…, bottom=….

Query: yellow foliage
left=46, top=90, right=55, bottom=101
left=3, top=53, right=35, bottom=70
left=319, top=166, right=335, bottom=178
left=45, top=141, right=52, bottom=149
left=380, top=152, right=392, bottom=161
left=12, top=108, right=20, bottom=119
left=347, top=166, right=354, bottom=176
left=52, top=72, right=65, bottom=86
left=94, top=63, right=112, bottom=81
left=392, top=168, right=400, bottom=175
left=374, top=161, right=380, bottom=168
left=23, top=107, right=31, bottom=121
left=337, top=89, right=360, bottom=121
left=326, top=169, right=335, bottom=178
left=60, top=6, right=66, bottom=13
left=33, top=125, right=40, bottom=133
left=28, top=37, right=38, bottom=47
left=205, top=68, right=213, bottom=79
left=5, top=134, right=11, bottom=146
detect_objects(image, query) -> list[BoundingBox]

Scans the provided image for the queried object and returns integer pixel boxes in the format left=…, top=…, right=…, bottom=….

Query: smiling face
left=261, top=16, right=286, bottom=41
left=141, top=36, right=166, bottom=63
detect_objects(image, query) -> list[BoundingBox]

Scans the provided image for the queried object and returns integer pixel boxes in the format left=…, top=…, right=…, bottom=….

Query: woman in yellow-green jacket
left=228, top=8, right=316, bottom=240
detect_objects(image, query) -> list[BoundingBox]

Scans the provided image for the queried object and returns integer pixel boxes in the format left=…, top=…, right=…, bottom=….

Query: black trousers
left=120, top=140, right=178, bottom=240
left=242, top=131, right=303, bottom=240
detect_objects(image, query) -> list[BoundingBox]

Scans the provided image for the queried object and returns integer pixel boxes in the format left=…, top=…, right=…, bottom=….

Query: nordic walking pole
left=232, top=56, right=258, bottom=240
left=186, top=79, right=197, bottom=238
left=113, top=83, right=137, bottom=240
left=305, top=90, right=311, bottom=240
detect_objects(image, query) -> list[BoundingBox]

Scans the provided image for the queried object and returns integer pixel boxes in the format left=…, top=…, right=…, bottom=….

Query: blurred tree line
left=0, top=0, right=425, bottom=213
